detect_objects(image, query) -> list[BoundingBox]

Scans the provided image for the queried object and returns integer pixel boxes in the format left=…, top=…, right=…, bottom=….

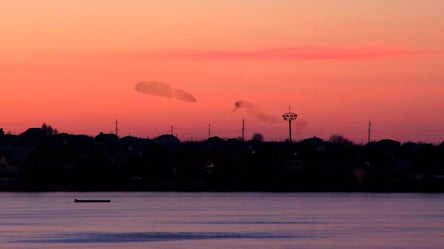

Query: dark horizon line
left=2, top=126, right=443, bottom=146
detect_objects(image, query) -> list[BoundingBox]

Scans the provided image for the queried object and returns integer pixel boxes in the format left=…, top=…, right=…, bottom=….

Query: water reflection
left=1, top=192, right=444, bottom=249
left=18, top=231, right=300, bottom=243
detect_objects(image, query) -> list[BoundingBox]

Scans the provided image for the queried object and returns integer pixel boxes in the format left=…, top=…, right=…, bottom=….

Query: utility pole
left=241, top=118, right=245, bottom=142
left=208, top=123, right=211, bottom=138
left=171, top=125, right=173, bottom=135
left=115, top=120, right=119, bottom=137
left=367, top=120, right=372, bottom=144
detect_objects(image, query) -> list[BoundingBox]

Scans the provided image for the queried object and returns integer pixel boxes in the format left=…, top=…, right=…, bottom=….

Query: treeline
left=1, top=126, right=444, bottom=192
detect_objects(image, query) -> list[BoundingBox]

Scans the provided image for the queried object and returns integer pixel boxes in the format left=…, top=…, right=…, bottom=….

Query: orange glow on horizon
left=1, top=1, right=443, bottom=143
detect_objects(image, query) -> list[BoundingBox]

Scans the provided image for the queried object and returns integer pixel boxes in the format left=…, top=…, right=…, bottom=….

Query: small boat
left=74, top=199, right=111, bottom=203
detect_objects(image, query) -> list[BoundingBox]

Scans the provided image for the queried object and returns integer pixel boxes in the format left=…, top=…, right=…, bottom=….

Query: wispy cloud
left=109, top=46, right=434, bottom=61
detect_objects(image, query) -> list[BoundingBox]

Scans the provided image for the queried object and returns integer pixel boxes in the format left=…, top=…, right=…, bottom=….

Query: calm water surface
left=1, top=192, right=443, bottom=249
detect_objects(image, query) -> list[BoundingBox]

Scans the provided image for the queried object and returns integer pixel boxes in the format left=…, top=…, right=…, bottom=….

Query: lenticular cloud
left=135, top=81, right=196, bottom=103
left=127, top=46, right=427, bottom=61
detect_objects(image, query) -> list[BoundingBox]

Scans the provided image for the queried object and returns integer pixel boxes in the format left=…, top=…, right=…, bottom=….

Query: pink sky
left=1, top=0, right=443, bottom=143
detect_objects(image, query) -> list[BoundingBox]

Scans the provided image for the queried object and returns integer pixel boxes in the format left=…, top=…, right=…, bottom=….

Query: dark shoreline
left=1, top=128, right=444, bottom=192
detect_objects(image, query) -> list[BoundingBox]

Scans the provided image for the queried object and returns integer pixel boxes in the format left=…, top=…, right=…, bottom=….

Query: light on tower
left=282, top=107, right=297, bottom=142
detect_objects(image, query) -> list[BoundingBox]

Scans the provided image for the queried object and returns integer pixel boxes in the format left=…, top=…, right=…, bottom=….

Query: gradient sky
left=1, top=0, right=443, bottom=143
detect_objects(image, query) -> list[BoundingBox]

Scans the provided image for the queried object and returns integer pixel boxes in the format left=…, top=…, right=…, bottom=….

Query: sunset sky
left=1, top=0, right=443, bottom=143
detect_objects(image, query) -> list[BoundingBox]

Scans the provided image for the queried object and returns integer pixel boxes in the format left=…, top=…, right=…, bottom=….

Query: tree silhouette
left=41, top=123, right=58, bottom=136
left=329, top=134, right=353, bottom=145
left=251, top=133, right=264, bottom=142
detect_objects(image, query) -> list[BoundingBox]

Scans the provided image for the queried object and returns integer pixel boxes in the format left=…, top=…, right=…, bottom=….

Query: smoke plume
left=233, top=100, right=278, bottom=123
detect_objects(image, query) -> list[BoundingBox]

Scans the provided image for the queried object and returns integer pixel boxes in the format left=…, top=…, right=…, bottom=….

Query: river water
left=1, top=192, right=443, bottom=249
